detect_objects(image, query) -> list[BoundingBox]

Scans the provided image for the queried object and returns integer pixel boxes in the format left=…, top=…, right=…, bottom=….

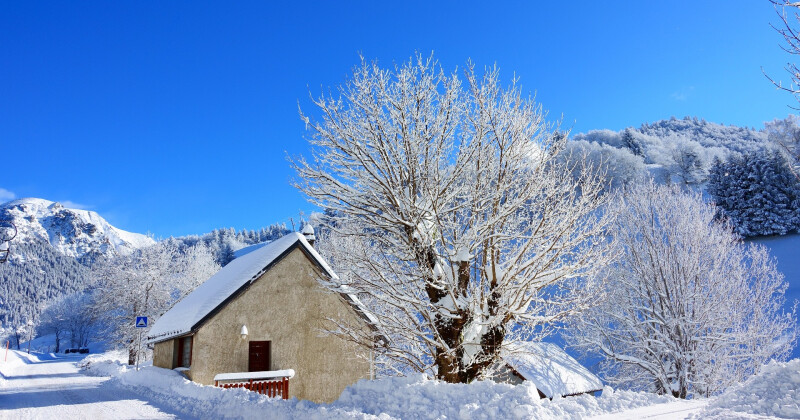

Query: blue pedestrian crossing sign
left=135, top=316, right=148, bottom=328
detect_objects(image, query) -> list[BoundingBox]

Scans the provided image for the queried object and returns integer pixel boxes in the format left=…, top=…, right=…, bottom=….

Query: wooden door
left=248, top=341, right=271, bottom=372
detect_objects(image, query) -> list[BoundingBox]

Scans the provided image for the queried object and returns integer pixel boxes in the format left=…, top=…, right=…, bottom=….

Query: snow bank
left=0, top=350, right=32, bottom=387
left=82, top=359, right=376, bottom=419
left=80, top=355, right=678, bottom=420
left=694, top=359, right=800, bottom=419
left=335, top=376, right=675, bottom=420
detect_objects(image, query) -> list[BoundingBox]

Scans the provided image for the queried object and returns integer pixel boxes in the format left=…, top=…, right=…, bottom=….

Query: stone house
left=146, top=231, right=376, bottom=403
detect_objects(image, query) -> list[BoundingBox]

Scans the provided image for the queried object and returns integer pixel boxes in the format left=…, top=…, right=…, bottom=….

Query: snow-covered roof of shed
left=502, top=342, right=603, bottom=398
left=146, top=232, right=339, bottom=343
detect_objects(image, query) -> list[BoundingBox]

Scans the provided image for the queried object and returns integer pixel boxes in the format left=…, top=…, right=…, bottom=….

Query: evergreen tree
left=709, top=151, right=800, bottom=236
left=621, top=127, right=644, bottom=156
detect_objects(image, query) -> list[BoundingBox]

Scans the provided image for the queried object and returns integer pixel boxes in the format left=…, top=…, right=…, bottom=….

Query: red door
left=248, top=341, right=271, bottom=372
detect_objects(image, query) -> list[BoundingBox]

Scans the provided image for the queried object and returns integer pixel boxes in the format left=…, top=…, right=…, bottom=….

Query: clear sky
left=1, top=1, right=796, bottom=238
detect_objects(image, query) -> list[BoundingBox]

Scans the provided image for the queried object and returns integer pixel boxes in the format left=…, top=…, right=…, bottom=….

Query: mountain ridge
left=0, top=197, right=154, bottom=261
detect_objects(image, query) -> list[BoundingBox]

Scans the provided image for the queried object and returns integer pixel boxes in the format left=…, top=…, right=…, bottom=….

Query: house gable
left=147, top=232, right=374, bottom=344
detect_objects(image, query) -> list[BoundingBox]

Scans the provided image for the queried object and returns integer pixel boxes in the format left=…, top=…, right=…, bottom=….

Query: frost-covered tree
left=91, top=242, right=219, bottom=365
left=293, top=55, right=614, bottom=383
left=767, top=1, right=800, bottom=103
left=39, top=292, right=99, bottom=350
left=708, top=150, right=800, bottom=236
left=667, top=135, right=709, bottom=185
left=569, top=182, right=798, bottom=398
left=559, top=139, right=647, bottom=191
left=38, top=297, right=70, bottom=352
left=621, top=127, right=644, bottom=157
left=765, top=115, right=800, bottom=178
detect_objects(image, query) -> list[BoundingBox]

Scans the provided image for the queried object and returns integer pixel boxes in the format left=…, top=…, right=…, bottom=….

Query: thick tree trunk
left=410, top=231, right=507, bottom=383
left=410, top=230, right=469, bottom=383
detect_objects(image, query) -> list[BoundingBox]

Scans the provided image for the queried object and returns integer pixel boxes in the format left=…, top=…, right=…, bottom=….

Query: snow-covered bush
left=569, top=182, right=798, bottom=398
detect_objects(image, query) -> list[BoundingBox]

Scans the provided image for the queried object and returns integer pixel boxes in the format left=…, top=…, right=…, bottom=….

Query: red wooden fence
left=215, top=377, right=289, bottom=399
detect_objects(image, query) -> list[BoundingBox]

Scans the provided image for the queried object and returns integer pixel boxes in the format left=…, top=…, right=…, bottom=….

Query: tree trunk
left=411, top=231, right=469, bottom=383
left=128, top=339, right=136, bottom=365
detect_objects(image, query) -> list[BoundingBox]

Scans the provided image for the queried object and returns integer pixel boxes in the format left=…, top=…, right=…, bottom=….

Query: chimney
left=301, top=224, right=316, bottom=247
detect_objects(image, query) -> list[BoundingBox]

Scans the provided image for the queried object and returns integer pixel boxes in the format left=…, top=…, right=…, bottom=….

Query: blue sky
left=1, top=1, right=796, bottom=238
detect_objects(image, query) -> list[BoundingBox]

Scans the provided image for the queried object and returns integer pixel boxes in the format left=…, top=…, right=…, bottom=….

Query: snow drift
left=80, top=357, right=676, bottom=420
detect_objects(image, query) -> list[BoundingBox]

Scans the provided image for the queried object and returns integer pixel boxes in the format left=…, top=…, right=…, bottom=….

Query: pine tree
left=621, top=127, right=644, bottom=156
left=709, top=150, right=800, bottom=236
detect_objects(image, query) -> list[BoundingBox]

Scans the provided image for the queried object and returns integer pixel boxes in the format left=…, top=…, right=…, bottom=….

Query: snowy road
left=587, top=399, right=707, bottom=420
left=0, top=351, right=184, bottom=419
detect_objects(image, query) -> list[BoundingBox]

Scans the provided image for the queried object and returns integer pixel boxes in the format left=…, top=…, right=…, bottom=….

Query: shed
left=500, top=342, right=603, bottom=398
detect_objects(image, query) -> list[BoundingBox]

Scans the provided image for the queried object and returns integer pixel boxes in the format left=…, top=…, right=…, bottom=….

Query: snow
left=502, top=341, right=604, bottom=398
left=232, top=241, right=269, bottom=258
left=0, top=197, right=154, bottom=259
left=213, top=369, right=295, bottom=382
left=79, top=357, right=679, bottom=420
left=692, top=359, right=800, bottom=419
left=301, top=223, right=316, bottom=242
left=751, top=233, right=800, bottom=360
left=588, top=399, right=708, bottom=420
left=4, top=348, right=798, bottom=420
left=0, top=350, right=182, bottom=419
left=146, top=233, right=338, bottom=343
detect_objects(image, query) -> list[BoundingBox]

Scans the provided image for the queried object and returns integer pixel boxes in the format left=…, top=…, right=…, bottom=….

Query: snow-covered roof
left=502, top=342, right=603, bottom=398
left=232, top=241, right=269, bottom=259
left=147, top=232, right=340, bottom=343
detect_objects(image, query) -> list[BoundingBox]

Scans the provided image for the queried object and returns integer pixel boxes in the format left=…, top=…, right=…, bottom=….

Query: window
left=176, top=336, right=192, bottom=368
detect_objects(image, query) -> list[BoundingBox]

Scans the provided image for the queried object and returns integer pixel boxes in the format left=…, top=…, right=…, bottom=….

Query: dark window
left=176, top=336, right=192, bottom=368
left=248, top=341, right=271, bottom=372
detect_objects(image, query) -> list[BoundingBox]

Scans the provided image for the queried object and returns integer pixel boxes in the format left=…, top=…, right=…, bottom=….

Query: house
left=146, top=230, right=376, bottom=403
left=497, top=341, right=603, bottom=398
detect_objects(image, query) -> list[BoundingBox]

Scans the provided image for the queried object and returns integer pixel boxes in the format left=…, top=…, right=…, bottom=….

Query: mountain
left=0, top=198, right=154, bottom=262
left=0, top=198, right=155, bottom=333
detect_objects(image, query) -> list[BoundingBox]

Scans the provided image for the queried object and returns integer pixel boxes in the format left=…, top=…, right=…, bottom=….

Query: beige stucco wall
left=181, top=247, right=371, bottom=403
left=153, top=339, right=174, bottom=370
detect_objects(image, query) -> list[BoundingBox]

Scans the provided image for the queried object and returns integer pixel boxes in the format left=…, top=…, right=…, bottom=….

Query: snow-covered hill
left=751, top=233, right=800, bottom=360
left=0, top=197, right=154, bottom=260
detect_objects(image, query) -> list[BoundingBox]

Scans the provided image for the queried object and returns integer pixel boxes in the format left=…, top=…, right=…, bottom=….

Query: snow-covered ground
left=752, top=233, right=800, bottom=359
left=0, top=350, right=182, bottom=419
left=3, top=349, right=798, bottom=419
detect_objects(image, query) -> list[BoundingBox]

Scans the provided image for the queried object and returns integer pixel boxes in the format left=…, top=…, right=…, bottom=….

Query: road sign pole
left=133, top=316, right=148, bottom=371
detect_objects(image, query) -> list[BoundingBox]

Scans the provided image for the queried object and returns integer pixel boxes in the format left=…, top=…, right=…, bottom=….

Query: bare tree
left=293, top=54, right=614, bottom=383
left=767, top=1, right=800, bottom=179
left=767, top=1, right=800, bottom=101
left=569, top=182, right=798, bottom=398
